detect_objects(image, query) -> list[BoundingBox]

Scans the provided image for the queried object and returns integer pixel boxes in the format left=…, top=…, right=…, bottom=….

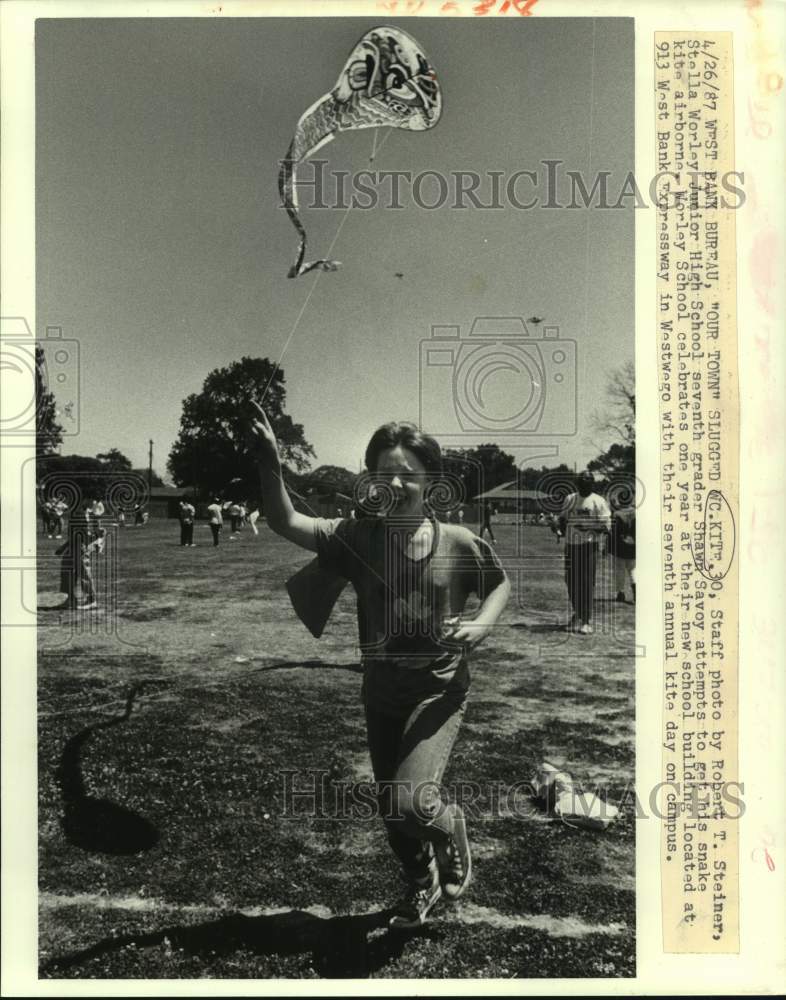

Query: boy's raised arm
left=248, top=401, right=319, bottom=553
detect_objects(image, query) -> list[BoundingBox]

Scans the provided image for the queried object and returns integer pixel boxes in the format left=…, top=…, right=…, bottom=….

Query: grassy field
left=37, top=517, right=635, bottom=980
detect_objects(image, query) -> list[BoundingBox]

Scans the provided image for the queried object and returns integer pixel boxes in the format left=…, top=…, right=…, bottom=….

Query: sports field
left=37, top=518, right=635, bottom=979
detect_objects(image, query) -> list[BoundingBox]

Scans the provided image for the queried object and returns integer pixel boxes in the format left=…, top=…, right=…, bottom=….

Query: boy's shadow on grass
left=509, top=621, right=567, bottom=634
left=250, top=658, right=364, bottom=675
left=42, top=906, right=433, bottom=978
left=57, top=683, right=164, bottom=855
left=37, top=598, right=84, bottom=612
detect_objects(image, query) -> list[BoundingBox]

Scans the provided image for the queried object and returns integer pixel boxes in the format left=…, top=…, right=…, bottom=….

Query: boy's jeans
left=364, top=686, right=467, bottom=883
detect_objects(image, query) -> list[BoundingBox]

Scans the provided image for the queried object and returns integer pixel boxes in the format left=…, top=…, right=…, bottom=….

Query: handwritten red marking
left=760, top=70, right=783, bottom=94
left=473, top=0, right=539, bottom=13
left=747, top=97, right=773, bottom=139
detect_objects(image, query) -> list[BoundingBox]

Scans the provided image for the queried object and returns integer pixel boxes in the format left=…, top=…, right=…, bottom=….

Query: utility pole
left=148, top=439, right=153, bottom=491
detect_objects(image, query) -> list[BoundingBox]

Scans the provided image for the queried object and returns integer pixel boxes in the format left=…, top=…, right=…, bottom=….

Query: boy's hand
left=247, top=400, right=281, bottom=468
left=446, top=620, right=492, bottom=649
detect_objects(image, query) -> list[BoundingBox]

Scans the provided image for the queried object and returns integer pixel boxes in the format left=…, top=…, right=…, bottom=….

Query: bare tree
left=591, top=360, right=635, bottom=446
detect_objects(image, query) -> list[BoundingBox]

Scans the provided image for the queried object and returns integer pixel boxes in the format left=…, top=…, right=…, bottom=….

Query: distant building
left=473, top=481, right=551, bottom=519
left=146, top=486, right=194, bottom=519
left=290, top=487, right=353, bottom=519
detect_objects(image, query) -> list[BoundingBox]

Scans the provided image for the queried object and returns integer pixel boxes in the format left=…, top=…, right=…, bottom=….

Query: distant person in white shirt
left=207, top=498, right=224, bottom=547
left=88, top=498, right=105, bottom=533
left=179, top=500, right=196, bottom=547
left=559, top=473, right=611, bottom=635
left=228, top=501, right=243, bottom=536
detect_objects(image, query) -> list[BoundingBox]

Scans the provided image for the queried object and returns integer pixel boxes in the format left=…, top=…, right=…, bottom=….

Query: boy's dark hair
left=364, top=422, right=442, bottom=476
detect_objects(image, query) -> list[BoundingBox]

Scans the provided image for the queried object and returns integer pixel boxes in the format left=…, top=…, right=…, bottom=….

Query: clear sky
left=36, top=16, right=633, bottom=479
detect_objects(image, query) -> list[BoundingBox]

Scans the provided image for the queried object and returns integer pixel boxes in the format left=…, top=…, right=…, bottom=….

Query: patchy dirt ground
left=37, top=518, right=635, bottom=979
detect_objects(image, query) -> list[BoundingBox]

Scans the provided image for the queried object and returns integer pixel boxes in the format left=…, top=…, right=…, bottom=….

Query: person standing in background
left=55, top=514, right=106, bottom=610
left=610, top=499, right=636, bottom=603
left=559, top=473, right=611, bottom=635
left=52, top=498, right=67, bottom=539
left=87, top=498, right=105, bottom=533
left=179, top=499, right=196, bottom=547
left=228, top=501, right=242, bottom=536
left=41, top=498, right=53, bottom=537
left=207, top=497, right=223, bottom=547
left=479, top=503, right=496, bottom=545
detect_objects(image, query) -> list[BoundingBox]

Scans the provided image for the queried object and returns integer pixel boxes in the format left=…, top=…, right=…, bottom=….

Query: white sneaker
left=435, top=804, right=472, bottom=901
left=389, top=877, right=442, bottom=930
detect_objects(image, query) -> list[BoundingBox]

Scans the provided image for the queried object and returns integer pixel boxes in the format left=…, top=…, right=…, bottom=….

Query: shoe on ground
left=76, top=601, right=98, bottom=610
left=615, top=591, right=626, bottom=603
left=389, top=876, right=442, bottom=930
left=435, top=803, right=472, bottom=901
left=579, top=622, right=593, bottom=635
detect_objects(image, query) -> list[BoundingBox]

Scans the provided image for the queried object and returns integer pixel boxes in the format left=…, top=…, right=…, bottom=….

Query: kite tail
left=278, top=98, right=342, bottom=279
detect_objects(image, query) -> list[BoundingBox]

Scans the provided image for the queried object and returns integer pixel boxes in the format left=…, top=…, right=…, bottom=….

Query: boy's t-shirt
left=313, top=516, right=506, bottom=713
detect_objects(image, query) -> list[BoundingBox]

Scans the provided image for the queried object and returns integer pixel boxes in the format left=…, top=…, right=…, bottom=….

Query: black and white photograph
left=29, top=12, right=637, bottom=981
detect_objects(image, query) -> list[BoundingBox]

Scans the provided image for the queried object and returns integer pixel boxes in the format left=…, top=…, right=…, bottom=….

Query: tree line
left=36, top=353, right=634, bottom=509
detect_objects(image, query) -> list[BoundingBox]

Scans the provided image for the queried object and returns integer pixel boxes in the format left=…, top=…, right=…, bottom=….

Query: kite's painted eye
left=346, top=59, right=369, bottom=91
left=385, top=65, right=410, bottom=96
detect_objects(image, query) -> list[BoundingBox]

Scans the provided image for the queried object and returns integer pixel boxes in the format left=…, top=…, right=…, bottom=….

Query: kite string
left=260, top=129, right=385, bottom=408
left=583, top=18, right=596, bottom=340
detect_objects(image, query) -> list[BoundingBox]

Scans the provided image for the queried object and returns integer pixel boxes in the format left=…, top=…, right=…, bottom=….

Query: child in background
left=179, top=499, right=196, bottom=547
left=207, top=498, right=224, bottom=546
left=228, top=501, right=242, bottom=536
left=610, top=500, right=636, bottom=603
left=559, top=472, right=611, bottom=635
left=56, top=518, right=106, bottom=610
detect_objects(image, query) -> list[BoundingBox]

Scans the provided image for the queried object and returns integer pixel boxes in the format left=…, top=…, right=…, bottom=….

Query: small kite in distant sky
left=279, top=26, right=442, bottom=278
